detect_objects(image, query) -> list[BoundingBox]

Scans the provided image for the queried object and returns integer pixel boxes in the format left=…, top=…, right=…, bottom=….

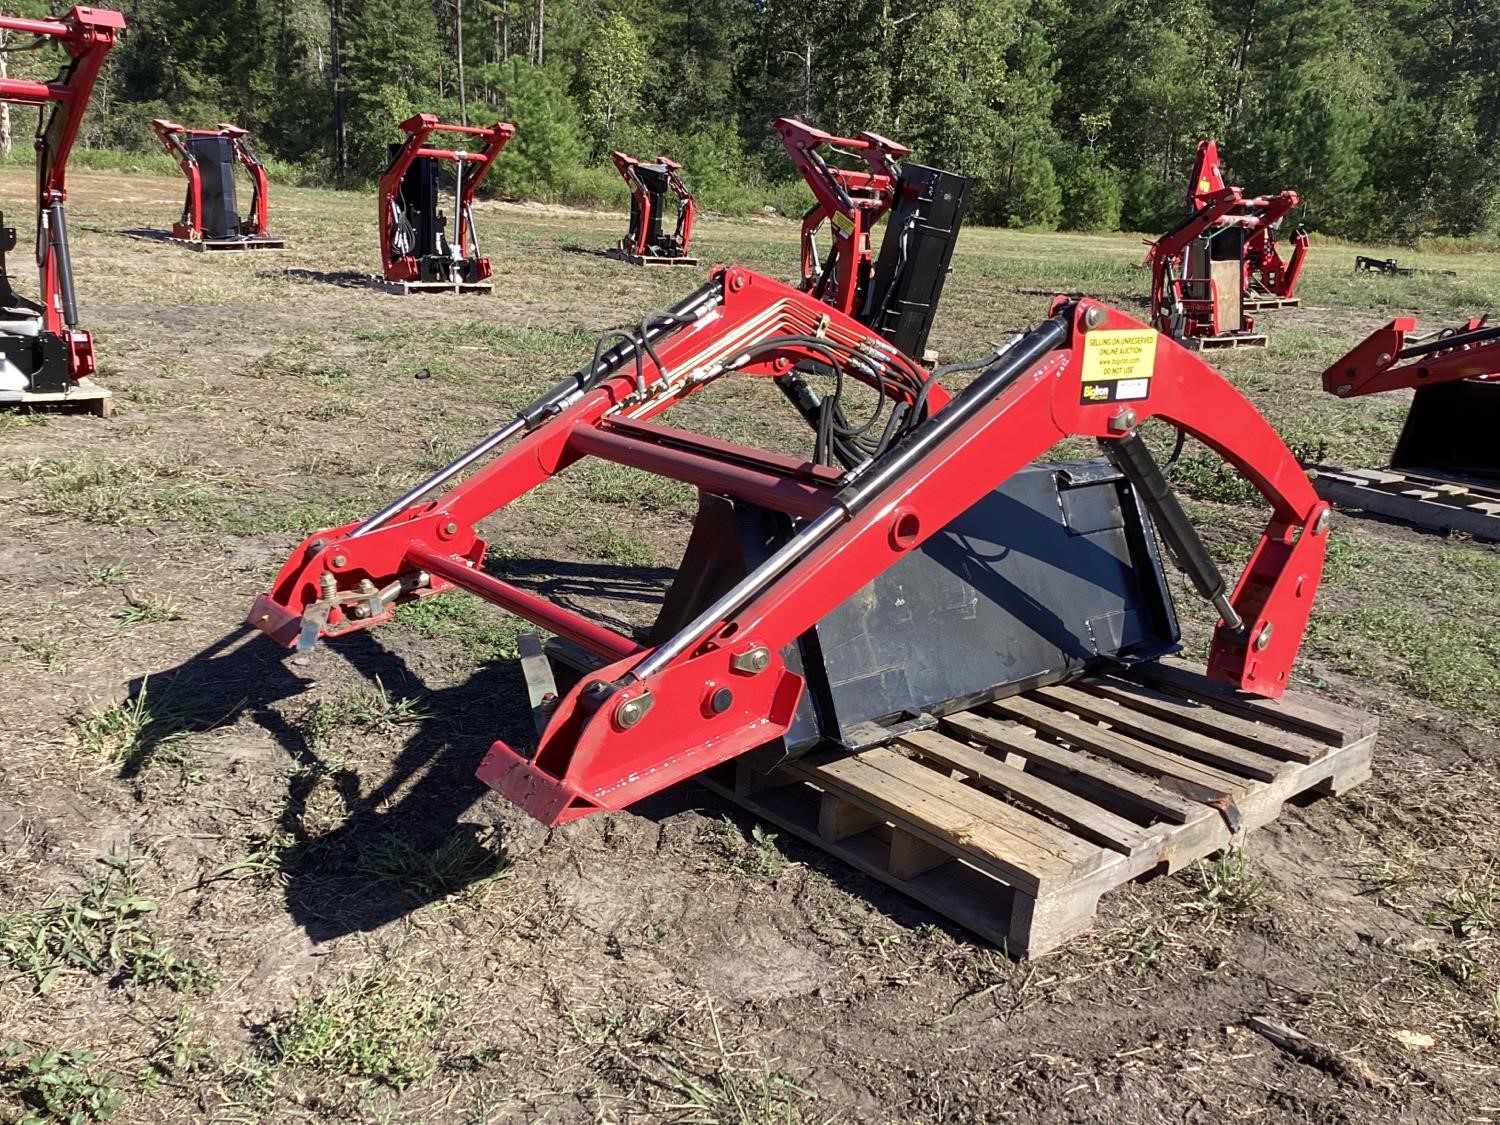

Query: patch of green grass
left=1184, top=848, right=1268, bottom=924
left=393, top=593, right=531, bottom=662
left=1312, top=601, right=1500, bottom=718
left=0, top=1045, right=121, bottom=1124
left=582, top=526, right=655, bottom=566
left=359, top=831, right=510, bottom=901
left=74, top=679, right=192, bottom=769
left=116, top=594, right=184, bottom=626
left=296, top=677, right=427, bottom=751
left=82, top=560, right=130, bottom=587
left=572, top=460, right=695, bottom=514
left=260, top=972, right=457, bottom=1091
left=706, top=818, right=785, bottom=879
left=137, top=1006, right=206, bottom=1095
left=13, top=455, right=219, bottom=527
left=0, top=853, right=215, bottom=995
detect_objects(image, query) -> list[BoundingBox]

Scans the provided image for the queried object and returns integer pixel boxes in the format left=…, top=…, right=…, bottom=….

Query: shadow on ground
left=130, top=624, right=530, bottom=942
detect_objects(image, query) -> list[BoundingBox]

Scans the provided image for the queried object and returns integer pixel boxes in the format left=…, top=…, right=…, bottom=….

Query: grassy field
left=0, top=166, right=1498, bottom=1123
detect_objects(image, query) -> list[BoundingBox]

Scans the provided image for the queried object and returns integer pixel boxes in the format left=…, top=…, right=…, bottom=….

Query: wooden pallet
left=1242, top=296, right=1300, bottom=311
left=1312, top=466, right=1500, bottom=541
left=699, top=661, right=1375, bottom=957
left=366, top=278, right=493, bottom=295
left=1184, top=332, right=1268, bottom=351
left=174, top=236, right=286, bottom=252
left=607, top=249, right=700, bottom=267
left=0, top=379, right=112, bottom=416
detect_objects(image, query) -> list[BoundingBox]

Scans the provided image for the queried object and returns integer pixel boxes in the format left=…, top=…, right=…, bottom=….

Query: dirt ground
left=0, top=167, right=1498, bottom=1124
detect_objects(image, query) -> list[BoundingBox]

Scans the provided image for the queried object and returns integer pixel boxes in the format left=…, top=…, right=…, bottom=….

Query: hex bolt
left=1108, top=408, right=1138, bottom=434
left=319, top=572, right=337, bottom=598
left=615, top=692, right=653, bottom=729
left=330, top=554, right=347, bottom=569
left=1082, top=305, right=1108, bottom=331
left=437, top=521, right=459, bottom=540
left=730, top=646, right=771, bottom=674
left=1254, top=623, right=1274, bottom=652
left=352, top=604, right=372, bottom=619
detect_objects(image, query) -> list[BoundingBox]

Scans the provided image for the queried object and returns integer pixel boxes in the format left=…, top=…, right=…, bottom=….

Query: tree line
left=33, top=0, right=1500, bottom=239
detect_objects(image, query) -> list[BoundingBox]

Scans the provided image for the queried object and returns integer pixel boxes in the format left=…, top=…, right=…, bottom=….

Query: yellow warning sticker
left=1079, top=328, right=1157, bottom=404
left=830, top=211, right=855, bottom=239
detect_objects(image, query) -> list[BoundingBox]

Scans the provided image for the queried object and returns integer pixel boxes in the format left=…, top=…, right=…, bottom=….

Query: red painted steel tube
left=0, top=78, right=63, bottom=104
left=405, top=542, right=640, bottom=662
left=568, top=425, right=838, bottom=519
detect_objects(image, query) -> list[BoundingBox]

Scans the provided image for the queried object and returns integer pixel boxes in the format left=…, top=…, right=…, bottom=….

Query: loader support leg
left=1103, top=432, right=1244, bottom=633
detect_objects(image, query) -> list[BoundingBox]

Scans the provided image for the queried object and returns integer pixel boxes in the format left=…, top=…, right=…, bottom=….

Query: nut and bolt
left=1253, top=623, right=1274, bottom=652
left=615, top=691, right=653, bottom=729
left=330, top=554, right=347, bottom=569
left=437, top=521, right=459, bottom=540
left=319, top=573, right=337, bottom=598
left=730, top=646, right=772, bottom=674
left=1107, top=408, right=1138, bottom=434
left=352, top=604, right=372, bottom=619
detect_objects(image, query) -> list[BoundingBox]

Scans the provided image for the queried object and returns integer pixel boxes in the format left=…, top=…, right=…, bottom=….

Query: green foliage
left=486, top=59, right=584, bottom=198
left=1062, top=160, right=1123, bottom=231
left=0, top=1045, right=121, bottom=1124
left=340, top=0, right=446, bottom=177
left=0, top=854, right=215, bottom=995
left=580, top=12, right=648, bottom=155
left=54, top=0, right=1500, bottom=237
left=261, top=973, right=457, bottom=1090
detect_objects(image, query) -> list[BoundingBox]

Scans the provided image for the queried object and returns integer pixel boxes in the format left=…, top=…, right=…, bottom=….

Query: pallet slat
left=988, top=696, right=1249, bottom=801
left=789, top=748, right=1107, bottom=894
left=1312, top=466, right=1500, bottom=543
left=940, top=711, right=1206, bottom=825
left=1034, top=684, right=1291, bottom=781
left=1132, top=660, right=1376, bottom=745
left=1079, top=676, right=1326, bottom=763
left=898, top=728, right=1161, bottom=856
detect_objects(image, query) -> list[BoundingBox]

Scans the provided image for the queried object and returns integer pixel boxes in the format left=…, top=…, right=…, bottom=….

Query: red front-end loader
left=609, top=151, right=696, bottom=265
left=1186, top=140, right=1307, bottom=310
left=152, top=119, right=284, bottom=251
left=378, top=114, right=515, bottom=293
left=0, top=5, right=123, bottom=414
left=249, top=265, right=1330, bottom=826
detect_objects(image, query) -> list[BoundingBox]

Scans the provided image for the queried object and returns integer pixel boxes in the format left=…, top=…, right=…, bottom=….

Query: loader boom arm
left=1323, top=317, right=1500, bottom=396
left=250, top=268, right=1328, bottom=825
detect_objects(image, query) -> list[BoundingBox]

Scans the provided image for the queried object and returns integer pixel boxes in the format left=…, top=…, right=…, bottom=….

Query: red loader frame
left=1322, top=316, right=1498, bottom=398
left=379, top=114, right=515, bottom=286
left=609, top=151, right=696, bottom=264
left=1187, top=140, right=1307, bottom=305
left=249, top=267, right=1329, bottom=826
left=1322, top=316, right=1500, bottom=483
left=152, top=119, right=277, bottom=246
left=774, top=116, right=908, bottom=318
left=0, top=5, right=122, bottom=406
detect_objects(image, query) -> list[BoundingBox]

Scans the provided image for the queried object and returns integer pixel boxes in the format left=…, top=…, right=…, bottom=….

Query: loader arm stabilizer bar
left=1322, top=317, right=1500, bottom=397
left=250, top=268, right=1328, bottom=825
